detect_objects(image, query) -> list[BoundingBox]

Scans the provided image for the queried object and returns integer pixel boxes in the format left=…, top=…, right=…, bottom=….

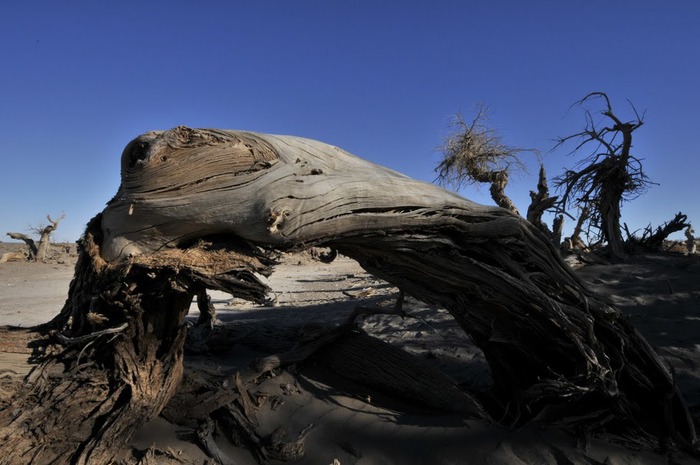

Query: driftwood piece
left=196, top=417, right=236, bottom=465
left=0, top=126, right=696, bottom=463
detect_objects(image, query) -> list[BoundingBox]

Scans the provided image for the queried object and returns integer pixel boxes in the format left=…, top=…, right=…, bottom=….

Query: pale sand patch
left=0, top=261, right=73, bottom=327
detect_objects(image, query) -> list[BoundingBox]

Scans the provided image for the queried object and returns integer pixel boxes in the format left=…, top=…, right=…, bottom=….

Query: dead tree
left=5, top=232, right=37, bottom=259
left=686, top=226, right=697, bottom=254
left=6, top=214, right=65, bottom=262
left=554, top=92, right=655, bottom=260
left=35, top=214, right=64, bottom=261
left=0, top=127, right=695, bottom=463
left=629, top=212, right=692, bottom=251
left=526, top=164, right=559, bottom=239
left=436, top=105, right=535, bottom=215
left=564, top=206, right=591, bottom=251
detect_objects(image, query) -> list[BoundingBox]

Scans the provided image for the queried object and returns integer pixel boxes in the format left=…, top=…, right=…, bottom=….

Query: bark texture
left=0, top=216, right=274, bottom=464
left=1, top=126, right=695, bottom=462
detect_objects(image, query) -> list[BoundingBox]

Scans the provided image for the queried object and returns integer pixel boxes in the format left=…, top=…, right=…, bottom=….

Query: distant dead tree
left=686, top=225, right=697, bottom=254
left=526, top=164, right=561, bottom=241
left=554, top=92, right=655, bottom=260
left=564, top=206, right=591, bottom=251
left=6, top=214, right=65, bottom=262
left=436, top=105, right=535, bottom=215
left=626, top=212, right=692, bottom=252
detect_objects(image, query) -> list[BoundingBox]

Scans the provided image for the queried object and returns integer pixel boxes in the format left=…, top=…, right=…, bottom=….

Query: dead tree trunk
left=6, top=232, right=38, bottom=260
left=487, top=170, right=520, bottom=215
left=526, top=164, right=558, bottom=237
left=6, top=214, right=64, bottom=262
left=0, top=215, right=274, bottom=464
left=686, top=226, right=697, bottom=254
left=565, top=206, right=591, bottom=251
left=636, top=212, right=691, bottom=251
left=36, top=214, right=64, bottom=261
left=1, top=127, right=695, bottom=462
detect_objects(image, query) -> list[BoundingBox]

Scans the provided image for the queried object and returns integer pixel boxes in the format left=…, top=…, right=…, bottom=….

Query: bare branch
left=436, top=104, right=537, bottom=215
left=47, top=213, right=65, bottom=229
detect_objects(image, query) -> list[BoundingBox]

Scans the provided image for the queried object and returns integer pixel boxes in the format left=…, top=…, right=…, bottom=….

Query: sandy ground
left=1, top=242, right=700, bottom=464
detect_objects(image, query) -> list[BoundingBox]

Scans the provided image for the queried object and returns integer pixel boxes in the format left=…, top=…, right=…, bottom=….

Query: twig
left=75, top=339, right=97, bottom=371
left=196, top=417, right=236, bottom=465
left=56, top=323, right=129, bottom=346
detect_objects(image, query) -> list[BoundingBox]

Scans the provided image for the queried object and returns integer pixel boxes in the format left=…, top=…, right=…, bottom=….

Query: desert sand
left=1, top=241, right=699, bottom=464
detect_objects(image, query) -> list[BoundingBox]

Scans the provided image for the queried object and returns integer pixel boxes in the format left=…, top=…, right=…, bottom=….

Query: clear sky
left=1, top=1, right=698, bottom=242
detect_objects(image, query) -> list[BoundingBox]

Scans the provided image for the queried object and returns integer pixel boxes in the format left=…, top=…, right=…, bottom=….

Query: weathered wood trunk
left=6, top=232, right=38, bottom=260
left=602, top=190, right=626, bottom=259
left=6, top=215, right=63, bottom=262
left=0, top=216, right=274, bottom=464
left=36, top=214, right=64, bottom=262
left=0, top=126, right=696, bottom=462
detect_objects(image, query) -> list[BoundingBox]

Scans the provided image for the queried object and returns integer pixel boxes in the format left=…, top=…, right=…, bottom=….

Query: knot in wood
left=268, top=207, right=293, bottom=234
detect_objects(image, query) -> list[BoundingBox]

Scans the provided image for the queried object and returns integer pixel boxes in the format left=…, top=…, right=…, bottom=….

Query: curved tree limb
left=435, top=106, right=535, bottom=215
left=6, top=232, right=38, bottom=260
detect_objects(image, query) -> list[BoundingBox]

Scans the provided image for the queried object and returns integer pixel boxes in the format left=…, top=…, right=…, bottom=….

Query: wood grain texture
left=102, top=126, right=492, bottom=261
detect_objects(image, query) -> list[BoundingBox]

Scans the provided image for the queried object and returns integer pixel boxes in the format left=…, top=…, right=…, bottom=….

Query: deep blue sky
left=1, top=1, right=698, bottom=242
